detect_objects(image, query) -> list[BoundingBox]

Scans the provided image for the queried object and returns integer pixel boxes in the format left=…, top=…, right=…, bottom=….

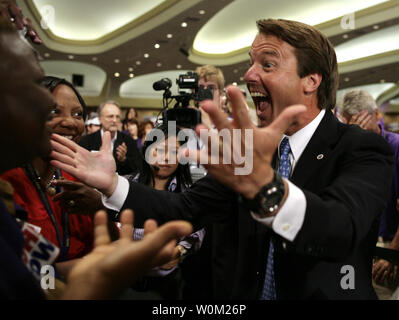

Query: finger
left=143, top=219, right=158, bottom=236
left=8, top=3, right=24, bottom=29
left=51, top=179, right=82, bottom=190
left=50, top=150, right=75, bottom=167
left=147, top=221, right=193, bottom=250
left=359, top=114, right=372, bottom=129
left=50, top=159, right=79, bottom=178
left=93, top=210, right=111, bottom=247
left=200, top=99, right=232, bottom=132
left=100, top=131, right=112, bottom=154
left=267, top=104, right=307, bottom=137
left=119, top=209, right=134, bottom=240
left=225, top=85, right=254, bottom=129
left=51, top=134, right=78, bottom=155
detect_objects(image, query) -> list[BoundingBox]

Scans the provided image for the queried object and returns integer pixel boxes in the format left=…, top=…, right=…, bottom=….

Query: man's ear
left=303, top=73, right=322, bottom=95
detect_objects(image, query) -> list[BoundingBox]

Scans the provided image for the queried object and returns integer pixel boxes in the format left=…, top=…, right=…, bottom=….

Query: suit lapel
left=290, top=110, right=341, bottom=188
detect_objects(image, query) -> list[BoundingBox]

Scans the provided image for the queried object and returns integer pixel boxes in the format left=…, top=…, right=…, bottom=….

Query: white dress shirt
left=102, top=110, right=326, bottom=243
left=251, top=109, right=325, bottom=241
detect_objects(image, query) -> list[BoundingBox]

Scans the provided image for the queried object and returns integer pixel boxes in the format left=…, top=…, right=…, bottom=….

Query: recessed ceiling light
left=154, top=43, right=160, bottom=49
left=136, top=61, right=141, bottom=65
left=342, top=34, right=348, bottom=39
left=199, top=10, right=205, bottom=15
left=240, top=77, right=244, bottom=81
left=68, top=55, right=74, bottom=60
left=44, top=52, right=50, bottom=58
left=181, top=22, right=187, bottom=28
left=114, top=72, right=120, bottom=77
left=176, top=64, right=182, bottom=69
left=167, top=34, right=173, bottom=39
left=380, top=79, right=386, bottom=83
left=344, top=77, right=350, bottom=82
left=129, top=73, right=134, bottom=78
left=156, top=62, right=162, bottom=67
left=128, top=67, right=133, bottom=72
left=232, top=82, right=238, bottom=86
left=114, top=59, right=120, bottom=63
left=144, top=53, right=150, bottom=58
left=373, top=25, right=379, bottom=30
left=92, top=57, right=98, bottom=61
left=233, top=69, right=238, bottom=74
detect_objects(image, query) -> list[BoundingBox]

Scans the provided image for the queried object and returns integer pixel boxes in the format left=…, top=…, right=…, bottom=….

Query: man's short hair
left=341, top=90, right=377, bottom=116
left=98, top=100, right=121, bottom=116
left=195, top=65, right=225, bottom=91
left=256, top=19, right=338, bottom=110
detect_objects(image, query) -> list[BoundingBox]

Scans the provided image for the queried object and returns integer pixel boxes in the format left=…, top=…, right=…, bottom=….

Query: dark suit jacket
left=79, top=130, right=140, bottom=175
left=118, top=111, right=394, bottom=299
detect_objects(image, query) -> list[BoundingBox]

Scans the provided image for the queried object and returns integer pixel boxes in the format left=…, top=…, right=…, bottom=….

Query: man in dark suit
left=51, top=19, right=394, bottom=299
left=79, top=100, right=140, bottom=175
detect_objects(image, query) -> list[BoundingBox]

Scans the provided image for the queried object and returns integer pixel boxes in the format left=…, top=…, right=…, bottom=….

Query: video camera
left=153, top=72, right=213, bottom=128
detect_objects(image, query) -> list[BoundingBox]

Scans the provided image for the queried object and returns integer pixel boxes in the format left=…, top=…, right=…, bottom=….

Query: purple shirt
left=379, top=125, right=399, bottom=240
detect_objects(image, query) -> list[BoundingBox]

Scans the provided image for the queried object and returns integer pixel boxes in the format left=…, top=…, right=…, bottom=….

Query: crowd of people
left=1, top=0, right=399, bottom=301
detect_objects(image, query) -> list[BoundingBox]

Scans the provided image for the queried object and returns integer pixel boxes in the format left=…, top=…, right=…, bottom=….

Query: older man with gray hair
left=79, top=100, right=140, bottom=175
left=341, top=89, right=399, bottom=299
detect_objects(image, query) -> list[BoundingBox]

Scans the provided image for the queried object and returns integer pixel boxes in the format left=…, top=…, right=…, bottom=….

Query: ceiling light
left=176, top=64, right=182, bottom=69
left=114, top=59, right=120, bottom=63
left=380, top=79, right=386, bottom=83
left=128, top=67, right=133, bottom=72
left=240, top=77, right=244, bottom=81
left=136, top=61, right=141, bottom=65
left=199, top=10, right=205, bottom=15
left=373, top=25, right=379, bottom=30
left=181, top=22, right=187, bottom=28
left=68, top=55, right=74, bottom=60
left=342, top=34, right=349, bottom=39
left=44, top=52, right=50, bottom=58
left=233, top=69, right=238, bottom=74
left=154, top=43, right=160, bottom=49
left=92, top=57, right=98, bottom=61
left=232, top=82, right=238, bottom=86
left=156, top=62, right=162, bottom=67
left=114, top=72, right=120, bottom=77
left=144, top=53, right=150, bottom=58
left=167, top=34, right=173, bottom=39
left=344, top=77, right=350, bottom=82
left=129, top=73, right=134, bottom=78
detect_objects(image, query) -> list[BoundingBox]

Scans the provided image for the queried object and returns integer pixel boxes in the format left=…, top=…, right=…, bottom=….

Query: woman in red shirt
left=1, top=76, right=97, bottom=277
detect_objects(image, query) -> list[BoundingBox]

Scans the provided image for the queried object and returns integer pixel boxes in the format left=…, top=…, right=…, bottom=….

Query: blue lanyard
left=23, top=164, right=70, bottom=261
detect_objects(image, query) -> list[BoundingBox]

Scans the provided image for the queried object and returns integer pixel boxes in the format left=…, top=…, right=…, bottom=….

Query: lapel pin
left=317, top=154, right=324, bottom=160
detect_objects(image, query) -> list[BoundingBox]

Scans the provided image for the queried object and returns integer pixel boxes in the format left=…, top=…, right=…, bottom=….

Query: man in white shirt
left=51, top=19, right=393, bottom=299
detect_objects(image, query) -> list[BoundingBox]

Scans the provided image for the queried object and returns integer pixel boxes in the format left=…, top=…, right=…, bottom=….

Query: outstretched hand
left=62, top=209, right=193, bottom=299
left=186, top=85, right=306, bottom=199
left=50, top=132, right=118, bottom=196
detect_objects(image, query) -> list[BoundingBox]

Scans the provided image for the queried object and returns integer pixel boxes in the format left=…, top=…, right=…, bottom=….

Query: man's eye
left=264, top=62, right=273, bottom=68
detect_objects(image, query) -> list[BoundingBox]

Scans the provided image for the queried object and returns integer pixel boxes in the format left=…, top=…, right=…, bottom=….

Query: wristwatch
left=239, top=170, right=285, bottom=218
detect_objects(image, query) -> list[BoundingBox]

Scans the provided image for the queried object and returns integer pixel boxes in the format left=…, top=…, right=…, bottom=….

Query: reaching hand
left=62, top=209, right=193, bottom=299
left=372, top=258, right=396, bottom=284
left=50, top=132, right=118, bottom=196
left=185, top=85, right=306, bottom=199
left=52, top=179, right=103, bottom=215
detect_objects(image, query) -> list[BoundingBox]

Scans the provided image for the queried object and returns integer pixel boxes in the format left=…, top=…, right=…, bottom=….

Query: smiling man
left=51, top=19, right=394, bottom=299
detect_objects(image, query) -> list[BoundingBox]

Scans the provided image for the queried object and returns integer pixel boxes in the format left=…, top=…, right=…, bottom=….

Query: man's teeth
left=251, top=92, right=267, bottom=98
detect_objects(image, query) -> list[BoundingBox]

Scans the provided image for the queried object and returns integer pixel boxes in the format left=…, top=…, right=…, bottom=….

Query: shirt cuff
left=101, top=175, right=130, bottom=211
left=251, top=179, right=306, bottom=242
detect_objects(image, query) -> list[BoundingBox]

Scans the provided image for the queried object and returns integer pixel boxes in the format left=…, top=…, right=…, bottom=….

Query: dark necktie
left=261, top=137, right=291, bottom=300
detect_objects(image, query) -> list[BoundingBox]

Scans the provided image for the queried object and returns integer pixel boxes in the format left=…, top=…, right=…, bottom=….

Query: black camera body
left=153, top=72, right=213, bottom=128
